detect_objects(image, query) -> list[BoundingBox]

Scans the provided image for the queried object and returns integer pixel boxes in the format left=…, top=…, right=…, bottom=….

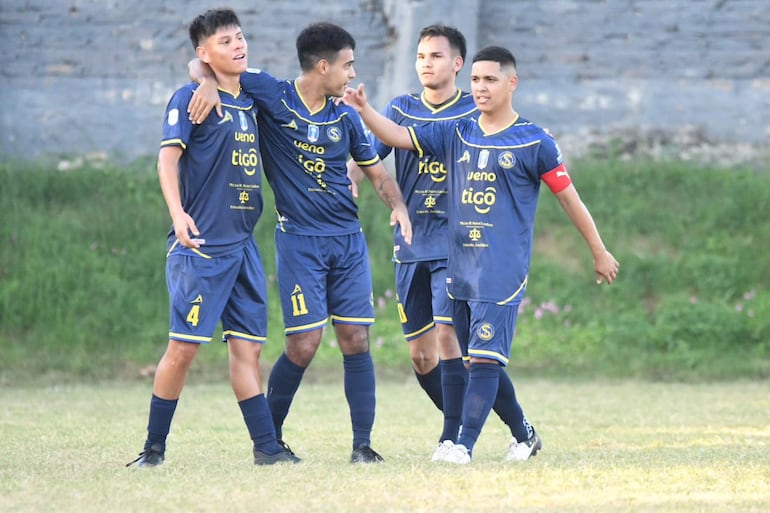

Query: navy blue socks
left=414, top=363, right=443, bottom=411
left=457, top=363, right=500, bottom=452
left=145, top=394, right=178, bottom=452
left=239, top=394, right=281, bottom=455
left=343, top=352, right=376, bottom=449
left=493, top=366, right=533, bottom=442
left=266, top=353, right=306, bottom=440
left=439, top=357, right=467, bottom=442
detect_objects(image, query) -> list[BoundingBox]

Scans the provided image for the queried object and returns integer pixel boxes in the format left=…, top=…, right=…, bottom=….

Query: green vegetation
left=1, top=381, right=768, bottom=513
left=0, top=158, right=768, bottom=384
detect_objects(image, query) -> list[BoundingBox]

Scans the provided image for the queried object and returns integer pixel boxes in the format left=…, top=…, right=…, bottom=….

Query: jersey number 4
left=186, top=305, right=200, bottom=327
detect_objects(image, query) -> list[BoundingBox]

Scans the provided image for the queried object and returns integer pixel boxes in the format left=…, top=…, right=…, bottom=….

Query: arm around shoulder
left=343, top=84, right=415, bottom=151
left=187, top=58, right=222, bottom=123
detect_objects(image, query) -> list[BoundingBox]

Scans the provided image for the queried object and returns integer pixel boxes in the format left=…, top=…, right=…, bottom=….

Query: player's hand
left=346, top=163, right=365, bottom=199
left=390, top=205, right=412, bottom=245
left=171, top=211, right=202, bottom=249
left=188, top=78, right=222, bottom=124
left=349, top=179, right=360, bottom=198
left=594, top=250, right=619, bottom=285
left=342, top=83, right=367, bottom=112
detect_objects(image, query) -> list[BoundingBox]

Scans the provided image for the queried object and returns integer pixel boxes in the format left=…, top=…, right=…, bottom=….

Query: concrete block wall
left=1, top=0, right=768, bottom=164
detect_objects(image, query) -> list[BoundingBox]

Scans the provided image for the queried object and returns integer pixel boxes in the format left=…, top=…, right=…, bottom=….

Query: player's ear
left=454, top=56, right=463, bottom=74
left=509, top=74, right=519, bottom=92
left=195, top=45, right=210, bottom=64
left=317, top=58, right=329, bottom=75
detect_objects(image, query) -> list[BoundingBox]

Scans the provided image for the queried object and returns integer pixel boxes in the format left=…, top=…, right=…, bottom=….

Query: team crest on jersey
left=327, top=126, right=341, bottom=143
left=238, top=111, right=248, bottom=131
left=477, top=322, right=495, bottom=340
left=498, top=151, right=516, bottom=169
left=457, top=150, right=471, bottom=164
left=307, top=124, right=320, bottom=142
left=478, top=149, right=490, bottom=169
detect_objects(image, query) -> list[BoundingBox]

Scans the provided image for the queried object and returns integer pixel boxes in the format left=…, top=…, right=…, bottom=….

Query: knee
left=285, top=333, right=321, bottom=367
left=164, top=341, right=199, bottom=367
left=229, top=339, right=263, bottom=363
left=408, top=334, right=438, bottom=372
left=337, top=325, right=370, bottom=354
left=411, top=351, right=437, bottom=374
left=436, top=325, right=462, bottom=359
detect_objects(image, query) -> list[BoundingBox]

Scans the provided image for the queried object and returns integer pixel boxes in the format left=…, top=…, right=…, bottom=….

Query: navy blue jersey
left=376, top=90, right=477, bottom=263
left=409, top=115, right=565, bottom=304
left=161, top=84, right=263, bottom=257
left=240, top=69, right=380, bottom=236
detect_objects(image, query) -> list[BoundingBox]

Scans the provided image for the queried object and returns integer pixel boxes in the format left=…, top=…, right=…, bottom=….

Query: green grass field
left=1, top=379, right=767, bottom=513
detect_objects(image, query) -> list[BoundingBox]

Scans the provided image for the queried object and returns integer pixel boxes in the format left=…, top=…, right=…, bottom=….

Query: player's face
left=324, top=48, right=356, bottom=97
left=197, top=25, right=247, bottom=77
left=415, top=36, right=462, bottom=90
left=470, top=60, right=518, bottom=113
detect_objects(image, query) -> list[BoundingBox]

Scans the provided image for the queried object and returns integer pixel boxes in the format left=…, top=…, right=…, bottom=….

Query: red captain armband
left=541, top=163, right=572, bottom=193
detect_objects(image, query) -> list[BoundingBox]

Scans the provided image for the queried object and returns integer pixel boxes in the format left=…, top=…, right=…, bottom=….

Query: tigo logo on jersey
left=418, top=157, right=447, bottom=183
left=477, top=323, right=494, bottom=340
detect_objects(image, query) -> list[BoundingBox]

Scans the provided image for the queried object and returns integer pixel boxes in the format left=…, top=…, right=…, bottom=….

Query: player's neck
left=478, top=108, right=518, bottom=134
left=295, top=75, right=327, bottom=112
left=422, top=85, right=458, bottom=107
left=213, top=71, right=240, bottom=96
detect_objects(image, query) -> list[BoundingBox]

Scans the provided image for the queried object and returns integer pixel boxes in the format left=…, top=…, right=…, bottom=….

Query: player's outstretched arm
left=554, top=185, right=619, bottom=284
left=158, top=146, right=201, bottom=249
left=343, top=84, right=414, bottom=151
left=360, top=162, right=412, bottom=245
left=187, top=58, right=223, bottom=123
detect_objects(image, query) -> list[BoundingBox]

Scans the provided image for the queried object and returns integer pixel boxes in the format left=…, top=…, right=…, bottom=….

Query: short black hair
left=188, top=8, right=241, bottom=49
left=296, top=22, right=356, bottom=71
left=418, top=24, right=467, bottom=61
left=472, top=46, right=517, bottom=71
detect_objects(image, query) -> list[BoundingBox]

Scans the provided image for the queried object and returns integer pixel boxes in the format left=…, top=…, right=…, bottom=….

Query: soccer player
left=348, top=25, right=530, bottom=461
left=127, top=8, right=298, bottom=468
left=187, top=22, right=412, bottom=463
left=343, top=45, right=619, bottom=463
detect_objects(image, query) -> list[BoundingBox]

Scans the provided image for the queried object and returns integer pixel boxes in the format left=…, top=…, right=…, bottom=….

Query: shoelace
left=125, top=450, right=148, bottom=467
left=360, top=446, right=384, bottom=462
left=277, top=440, right=296, bottom=456
left=125, top=446, right=163, bottom=467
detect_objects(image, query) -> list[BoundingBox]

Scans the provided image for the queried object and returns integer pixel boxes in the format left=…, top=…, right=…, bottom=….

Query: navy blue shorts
left=395, top=259, right=452, bottom=341
left=452, top=299, right=519, bottom=365
left=166, top=238, right=267, bottom=344
left=275, top=231, right=374, bottom=334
